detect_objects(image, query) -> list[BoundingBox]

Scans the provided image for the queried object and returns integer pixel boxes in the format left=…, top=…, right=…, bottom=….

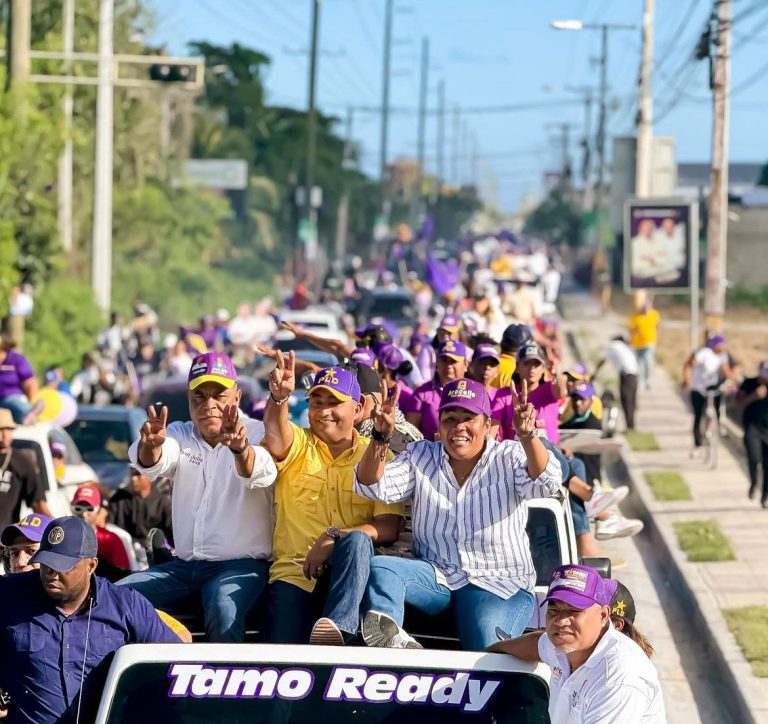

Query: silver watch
left=325, top=526, right=342, bottom=543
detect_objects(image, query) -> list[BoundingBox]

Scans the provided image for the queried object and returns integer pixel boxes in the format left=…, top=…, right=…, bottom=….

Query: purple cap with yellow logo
left=572, top=381, right=595, bottom=399
left=437, top=339, right=468, bottom=362
left=188, top=352, right=238, bottom=390
left=439, top=314, right=460, bottom=332
left=438, top=378, right=491, bottom=417
left=350, top=348, right=376, bottom=368
left=308, top=366, right=361, bottom=403
left=543, top=564, right=616, bottom=610
left=1, top=513, right=54, bottom=546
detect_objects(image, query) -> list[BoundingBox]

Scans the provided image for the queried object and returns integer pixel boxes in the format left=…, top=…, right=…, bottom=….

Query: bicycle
left=701, top=389, right=720, bottom=469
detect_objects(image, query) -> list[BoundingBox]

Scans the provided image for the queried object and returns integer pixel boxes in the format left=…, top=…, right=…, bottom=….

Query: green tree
left=525, top=189, right=583, bottom=246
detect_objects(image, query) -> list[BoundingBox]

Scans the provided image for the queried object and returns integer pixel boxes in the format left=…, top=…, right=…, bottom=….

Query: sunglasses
left=71, top=504, right=96, bottom=514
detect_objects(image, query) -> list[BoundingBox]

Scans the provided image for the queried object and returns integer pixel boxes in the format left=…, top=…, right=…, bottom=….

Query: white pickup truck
left=92, top=491, right=609, bottom=722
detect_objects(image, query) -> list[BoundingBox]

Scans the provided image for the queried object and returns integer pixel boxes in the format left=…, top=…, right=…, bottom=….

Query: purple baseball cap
left=439, top=314, right=460, bottom=332
left=188, top=352, right=238, bottom=390
left=350, top=348, right=376, bottom=368
left=543, top=565, right=616, bottom=610
left=437, top=339, right=468, bottom=362
left=439, top=378, right=492, bottom=417
left=377, top=344, right=405, bottom=371
left=1, top=513, right=54, bottom=546
left=308, top=366, right=361, bottom=403
left=472, top=343, right=500, bottom=364
left=566, top=363, right=589, bottom=380
left=706, top=334, right=726, bottom=350
left=572, top=381, right=595, bottom=399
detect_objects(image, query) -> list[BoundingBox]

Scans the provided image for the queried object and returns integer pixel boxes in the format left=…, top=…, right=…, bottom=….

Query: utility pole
left=595, top=24, right=608, bottom=249
left=304, top=0, right=321, bottom=268
left=704, top=0, right=732, bottom=330
left=416, top=37, right=429, bottom=190
left=451, top=105, right=460, bottom=186
left=91, top=0, right=114, bottom=316
left=335, top=106, right=354, bottom=263
left=7, top=0, right=31, bottom=90
left=379, top=0, right=394, bottom=211
left=57, top=0, right=75, bottom=253
left=436, top=79, right=445, bottom=186
left=635, top=0, right=654, bottom=197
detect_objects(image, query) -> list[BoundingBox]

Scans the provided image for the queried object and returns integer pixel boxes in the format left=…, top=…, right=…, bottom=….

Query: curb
left=565, top=320, right=766, bottom=722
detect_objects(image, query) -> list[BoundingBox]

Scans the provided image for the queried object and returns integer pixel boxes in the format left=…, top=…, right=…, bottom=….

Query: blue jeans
left=266, top=530, right=374, bottom=643
left=0, top=395, right=31, bottom=424
left=117, top=557, right=269, bottom=642
left=365, top=557, right=535, bottom=650
left=565, top=456, right=591, bottom=535
left=635, top=346, right=655, bottom=388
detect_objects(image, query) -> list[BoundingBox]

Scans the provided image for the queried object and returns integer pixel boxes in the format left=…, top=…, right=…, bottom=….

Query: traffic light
left=148, top=63, right=197, bottom=83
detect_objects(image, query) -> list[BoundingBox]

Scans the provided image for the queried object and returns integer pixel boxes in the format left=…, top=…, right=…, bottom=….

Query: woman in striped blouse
left=354, top=376, right=562, bottom=651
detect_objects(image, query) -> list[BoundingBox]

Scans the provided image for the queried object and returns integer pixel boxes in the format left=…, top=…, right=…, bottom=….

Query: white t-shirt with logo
left=690, top=347, right=728, bottom=393
left=538, top=624, right=666, bottom=724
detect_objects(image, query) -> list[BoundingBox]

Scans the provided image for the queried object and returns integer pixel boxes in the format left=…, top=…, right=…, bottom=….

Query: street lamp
left=551, top=19, right=637, bottom=251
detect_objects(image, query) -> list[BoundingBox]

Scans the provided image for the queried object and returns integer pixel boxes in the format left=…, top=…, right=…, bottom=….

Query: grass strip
left=645, top=471, right=692, bottom=501
left=724, top=607, right=768, bottom=678
left=673, top=519, right=735, bottom=562
left=625, top=430, right=660, bottom=451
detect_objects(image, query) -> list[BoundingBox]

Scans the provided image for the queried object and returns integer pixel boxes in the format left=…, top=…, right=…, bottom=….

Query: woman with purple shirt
left=406, top=339, right=468, bottom=441
left=376, top=344, right=415, bottom=413
left=0, top=334, right=38, bottom=424
left=467, top=342, right=504, bottom=440
left=494, top=342, right=566, bottom=443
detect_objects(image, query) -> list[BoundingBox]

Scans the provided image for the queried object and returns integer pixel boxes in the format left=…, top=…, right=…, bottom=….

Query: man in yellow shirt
left=628, top=300, right=660, bottom=389
left=492, top=323, right=532, bottom=389
left=262, top=354, right=403, bottom=645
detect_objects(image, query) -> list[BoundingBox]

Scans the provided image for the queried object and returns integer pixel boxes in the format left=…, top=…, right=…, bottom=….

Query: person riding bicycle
left=683, top=335, right=737, bottom=452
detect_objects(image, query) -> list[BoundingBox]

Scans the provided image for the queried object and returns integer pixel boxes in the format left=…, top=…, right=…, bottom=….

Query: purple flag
left=417, top=215, right=435, bottom=241
left=426, top=252, right=461, bottom=296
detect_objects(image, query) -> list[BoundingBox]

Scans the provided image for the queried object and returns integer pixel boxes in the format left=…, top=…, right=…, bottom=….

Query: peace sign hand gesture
left=140, top=405, right=168, bottom=449
left=371, top=378, right=400, bottom=437
left=510, top=380, right=537, bottom=439
left=216, top=404, right=248, bottom=450
left=269, top=350, right=296, bottom=402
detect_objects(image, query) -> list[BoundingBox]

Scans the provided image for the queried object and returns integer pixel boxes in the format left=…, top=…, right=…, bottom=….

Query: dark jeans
left=265, top=530, right=374, bottom=643
left=117, top=557, right=269, bottom=642
left=619, top=372, right=638, bottom=430
left=691, top=390, right=721, bottom=447
left=744, top=424, right=768, bottom=500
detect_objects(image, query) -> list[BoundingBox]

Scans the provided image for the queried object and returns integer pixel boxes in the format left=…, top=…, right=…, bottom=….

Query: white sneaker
left=362, top=611, right=423, bottom=649
left=595, top=512, right=644, bottom=540
left=584, top=486, right=629, bottom=519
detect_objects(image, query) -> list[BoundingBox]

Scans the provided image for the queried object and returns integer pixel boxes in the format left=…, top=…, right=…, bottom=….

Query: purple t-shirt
left=396, top=380, right=416, bottom=415
left=492, top=383, right=561, bottom=444
left=409, top=379, right=443, bottom=442
left=0, top=350, right=34, bottom=399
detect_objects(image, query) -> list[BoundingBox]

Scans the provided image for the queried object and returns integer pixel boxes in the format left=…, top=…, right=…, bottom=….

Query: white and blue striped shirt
left=354, top=438, right=562, bottom=599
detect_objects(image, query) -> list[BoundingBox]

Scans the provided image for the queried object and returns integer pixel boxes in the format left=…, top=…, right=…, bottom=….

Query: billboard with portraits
left=623, top=199, right=698, bottom=293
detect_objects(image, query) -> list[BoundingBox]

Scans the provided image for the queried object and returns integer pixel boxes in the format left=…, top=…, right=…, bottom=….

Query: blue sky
left=148, top=0, right=768, bottom=212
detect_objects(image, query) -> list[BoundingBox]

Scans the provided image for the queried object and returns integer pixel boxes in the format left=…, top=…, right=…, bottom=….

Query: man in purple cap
left=406, top=339, right=469, bottom=442
left=684, top=334, right=737, bottom=451
left=356, top=376, right=562, bottom=650
left=1, top=512, right=53, bottom=573
left=117, top=352, right=278, bottom=642
left=262, top=356, right=403, bottom=645
left=0, top=516, right=180, bottom=723
left=415, top=314, right=461, bottom=381
left=489, top=565, right=665, bottom=723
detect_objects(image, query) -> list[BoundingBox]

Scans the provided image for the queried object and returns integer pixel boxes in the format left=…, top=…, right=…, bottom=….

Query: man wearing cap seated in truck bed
left=355, top=377, right=562, bottom=651
left=263, top=354, right=404, bottom=645
left=118, top=352, right=278, bottom=643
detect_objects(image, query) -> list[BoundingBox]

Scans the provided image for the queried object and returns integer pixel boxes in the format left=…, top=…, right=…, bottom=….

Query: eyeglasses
left=71, top=504, right=96, bottom=515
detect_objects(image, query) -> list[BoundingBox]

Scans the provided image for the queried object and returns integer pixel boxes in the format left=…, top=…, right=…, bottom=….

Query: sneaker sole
left=595, top=521, right=644, bottom=540
left=587, top=487, right=631, bottom=519
left=362, top=612, right=422, bottom=649
left=309, top=618, right=345, bottom=646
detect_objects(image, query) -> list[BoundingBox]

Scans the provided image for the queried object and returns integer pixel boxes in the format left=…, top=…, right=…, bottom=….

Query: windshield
left=65, top=419, right=135, bottom=464
left=105, top=661, right=549, bottom=723
left=368, top=296, right=413, bottom=322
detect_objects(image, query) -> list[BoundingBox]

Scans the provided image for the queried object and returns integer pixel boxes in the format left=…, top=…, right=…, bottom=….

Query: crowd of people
left=0, top=238, right=690, bottom=723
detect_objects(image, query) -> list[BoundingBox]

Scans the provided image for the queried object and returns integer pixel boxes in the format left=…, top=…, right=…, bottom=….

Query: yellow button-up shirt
left=270, top=424, right=404, bottom=592
left=491, top=354, right=517, bottom=389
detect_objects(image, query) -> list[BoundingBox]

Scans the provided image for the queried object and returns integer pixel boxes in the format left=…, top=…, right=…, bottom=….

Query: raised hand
left=254, top=343, right=278, bottom=360
left=371, top=378, right=400, bottom=437
left=279, top=321, right=304, bottom=338
left=269, top=350, right=296, bottom=402
left=140, top=405, right=168, bottom=449
left=216, top=404, right=248, bottom=451
left=510, top=379, right=537, bottom=439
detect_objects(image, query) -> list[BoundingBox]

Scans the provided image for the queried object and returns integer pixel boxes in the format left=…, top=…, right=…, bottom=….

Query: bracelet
left=230, top=438, right=249, bottom=455
left=270, top=392, right=290, bottom=406
left=371, top=428, right=393, bottom=445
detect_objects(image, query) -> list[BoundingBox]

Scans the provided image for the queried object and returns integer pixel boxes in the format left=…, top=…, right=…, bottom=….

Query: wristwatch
left=325, top=526, right=342, bottom=543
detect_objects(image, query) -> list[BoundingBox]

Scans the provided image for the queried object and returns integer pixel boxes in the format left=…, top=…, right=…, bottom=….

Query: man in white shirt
left=118, top=352, right=277, bottom=642
left=489, top=565, right=666, bottom=724
left=594, top=335, right=639, bottom=430
left=355, top=377, right=561, bottom=650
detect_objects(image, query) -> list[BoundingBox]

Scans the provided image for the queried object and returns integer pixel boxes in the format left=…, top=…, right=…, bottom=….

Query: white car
left=12, top=423, right=98, bottom=518
left=274, top=307, right=350, bottom=348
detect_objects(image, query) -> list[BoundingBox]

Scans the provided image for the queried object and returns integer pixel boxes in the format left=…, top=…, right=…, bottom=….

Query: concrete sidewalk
left=564, top=299, right=768, bottom=723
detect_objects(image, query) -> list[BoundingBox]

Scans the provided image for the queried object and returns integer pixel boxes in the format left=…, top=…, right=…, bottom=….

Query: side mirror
left=580, top=557, right=612, bottom=579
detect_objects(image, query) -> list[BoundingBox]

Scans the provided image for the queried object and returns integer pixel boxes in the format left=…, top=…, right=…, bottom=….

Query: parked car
left=276, top=307, right=349, bottom=344
left=12, top=423, right=98, bottom=518
left=355, top=287, right=416, bottom=339
left=65, top=406, right=147, bottom=490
